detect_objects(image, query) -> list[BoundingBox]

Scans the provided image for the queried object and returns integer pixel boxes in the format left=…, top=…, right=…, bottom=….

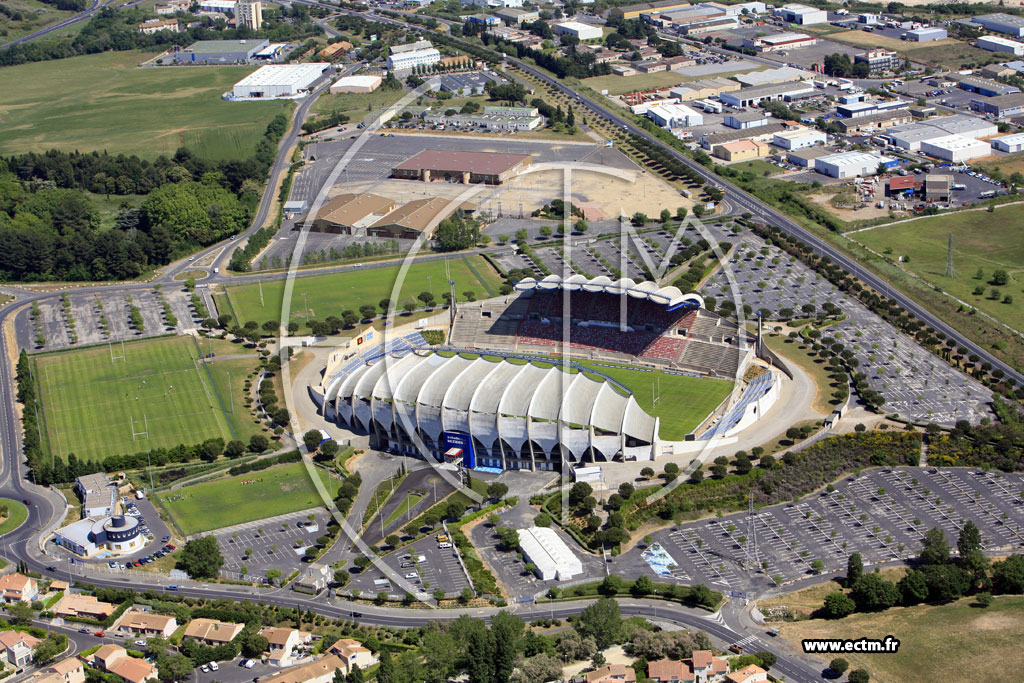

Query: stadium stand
left=701, top=371, right=774, bottom=438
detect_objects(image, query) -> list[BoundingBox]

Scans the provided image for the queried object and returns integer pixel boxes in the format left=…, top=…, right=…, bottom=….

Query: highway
left=0, top=0, right=111, bottom=50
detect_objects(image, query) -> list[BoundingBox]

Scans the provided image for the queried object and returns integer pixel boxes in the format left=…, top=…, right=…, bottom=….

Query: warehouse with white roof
left=928, top=114, right=998, bottom=139
left=647, top=103, right=704, bottom=128
left=815, top=151, right=895, bottom=178
left=231, top=63, right=330, bottom=99
left=977, top=35, right=1024, bottom=55
left=773, top=127, right=826, bottom=150
left=552, top=21, right=603, bottom=41
left=991, top=132, right=1024, bottom=152
left=920, top=135, right=992, bottom=162
left=330, top=74, right=382, bottom=94
left=517, top=526, right=584, bottom=581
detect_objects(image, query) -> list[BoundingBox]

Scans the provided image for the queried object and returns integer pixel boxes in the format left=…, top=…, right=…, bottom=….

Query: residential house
left=181, top=619, right=244, bottom=646
left=29, top=658, right=84, bottom=683
left=0, top=630, right=40, bottom=668
left=326, top=639, right=377, bottom=672
left=292, top=563, right=331, bottom=595
left=580, top=664, right=637, bottom=683
left=53, top=594, right=116, bottom=621
left=689, top=651, right=729, bottom=682
left=117, top=611, right=177, bottom=639
left=647, top=659, right=691, bottom=682
left=86, top=645, right=158, bottom=683
left=259, top=628, right=310, bottom=667
left=0, top=574, right=38, bottom=604
left=725, top=665, right=768, bottom=683
left=261, top=655, right=348, bottom=683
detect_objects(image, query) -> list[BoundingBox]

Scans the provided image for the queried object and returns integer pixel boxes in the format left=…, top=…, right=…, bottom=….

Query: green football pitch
left=155, top=462, right=338, bottom=535
left=223, top=254, right=504, bottom=326
left=35, top=336, right=233, bottom=462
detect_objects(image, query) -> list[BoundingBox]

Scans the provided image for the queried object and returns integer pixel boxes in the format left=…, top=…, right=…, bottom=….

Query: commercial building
left=466, top=13, right=500, bottom=25
left=392, top=149, right=531, bottom=184
left=954, top=73, right=1021, bottom=96
left=302, top=194, right=397, bottom=234
left=494, top=7, right=538, bottom=23
left=517, top=526, right=584, bottom=580
left=423, top=105, right=543, bottom=132
left=928, top=114, right=999, bottom=139
left=117, top=611, right=178, bottom=638
left=787, top=145, right=832, bottom=167
left=437, top=70, right=500, bottom=95
left=970, top=92, right=1024, bottom=118
left=197, top=0, right=234, bottom=12
left=610, top=0, right=690, bottom=20
left=171, top=38, right=270, bottom=64
left=836, top=110, right=912, bottom=134
left=138, top=19, right=181, bottom=35
left=773, top=127, right=826, bottom=150
left=54, top=594, right=117, bottom=621
left=391, top=40, right=433, bottom=54
left=552, top=21, right=603, bottom=41
left=719, top=82, right=816, bottom=107
left=231, top=63, right=329, bottom=99
left=29, top=659, right=85, bottom=683
left=814, top=150, right=895, bottom=178
left=920, top=134, right=992, bottom=162
left=773, top=3, right=827, bottom=25
left=0, top=574, right=36, bottom=604
left=386, top=47, right=441, bottom=71
left=55, top=515, right=144, bottom=557
left=991, top=131, right=1024, bottom=152
left=76, top=473, right=118, bottom=518
left=326, top=639, right=378, bottom=673
left=647, top=103, right=704, bottom=128
left=669, top=77, right=741, bottom=101
left=905, top=27, right=947, bottom=41
left=329, top=74, right=382, bottom=94
left=86, top=645, right=157, bottom=683
left=977, top=35, right=1024, bottom=55
left=292, top=563, right=331, bottom=594
left=236, top=0, right=262, bottom=30
left=854, top=49, right=901, bottom=73
left=368, top=197, right=475, bottom=239
left=887, top=123, right=947, bottom=150
left=724, top=111, right=770, bottom=129
left=742, top=31, right=816, bottom=52
left=701, top=122, right=789, bottom=149
left=713, top=139, right=771, bottom=161
left=973, top=13, right=1024, bottom=38
left=183, top=619, right=244, bottom=646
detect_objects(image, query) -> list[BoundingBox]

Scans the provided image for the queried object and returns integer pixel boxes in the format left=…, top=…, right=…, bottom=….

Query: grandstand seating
left=701, top=371, right=773, bottom=438
left=679, top=340, right=742, bottom=376
left=644, top=336, right=687, bottom=363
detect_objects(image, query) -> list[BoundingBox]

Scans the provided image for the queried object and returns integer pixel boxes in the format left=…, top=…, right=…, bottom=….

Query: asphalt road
left=0, top=0, right=109, bottom=50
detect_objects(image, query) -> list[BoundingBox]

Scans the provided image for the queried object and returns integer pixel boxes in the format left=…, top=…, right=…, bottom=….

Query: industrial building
left=719, top=82, right=815, bottom=107
left=787, top=145, right=831, bottom=167
left=724, top=111, right=770, bottom=129
left=231, top=63, right=330, bottom=99
left=814, top=151, right=895, bottom=178
left=701, top=122, right=789, bottom=149
left=391, top=149, right=532, bottom=184
left=887, top=123, right=946, bottom=151
left=734, top=66, right=810, bottom=86
left=928, top=114, right=998, bottom=139
left=920, top=134, right=992, bottom=162
left=669, top=77, right=741, bottom=101
left=517, top=527, right=584, bottom=581
left=837, top=110, right=912, bottom=133
left=609, top=0, right=691, bottom=20
left=954, top=74, right=1022, bottom=97
left=970, top=92, right=1024, bottom=118
left=773, top=3, right=827, bottom=25
left=905, top=27, right=947, bottom=41
left=991, top=131, right=1024, bottom=152
left=646, top=103, right=704, bottom=128
left=837, top=101, right=880, bottom=119
left=977, top=35, right=1024, bottom=55
left=713, top=139, right=771, bottom=161
left=552, top=21, right=603, bottom=41
left=387, top=47, right=441, bottom=71
left=436, top=70, right=501, bottom=95
left=973, top=13, right=1024, bottom=38
left=329, top=74, right=382, bottom=94
left=925, top=174, right=952, bottom=201
left=170, top=38, right=269, bottom=64
left=773, top=127, right=826, bottom=150
left=742, top=32, right=816, bottom=52
left=853, top=49, right=901, bottom=73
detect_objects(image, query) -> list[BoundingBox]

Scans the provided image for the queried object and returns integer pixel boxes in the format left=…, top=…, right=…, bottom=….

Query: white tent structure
left=517, top=526, right=584, bottom=581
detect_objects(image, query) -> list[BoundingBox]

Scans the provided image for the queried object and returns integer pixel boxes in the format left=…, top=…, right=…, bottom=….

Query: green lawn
left=155, top=462, right=338, bottom=535
left=581, top=66, right=760, bottom=96
left=384, top=492, right=425, bottom=527
left=0, top=51, right=291, bottom=160
left=205, top=357, right=265, bottom=442
left=855, top=206, right=1024, bottom=333
left=312, top=87, right=407, bottom=125
left=223, top=254, right=504, bottom=326
left=35, top=336, right=234, bottom=462
left=725, top=160, right=780, bottom=177
left=0, top=499, right=29, bottom=535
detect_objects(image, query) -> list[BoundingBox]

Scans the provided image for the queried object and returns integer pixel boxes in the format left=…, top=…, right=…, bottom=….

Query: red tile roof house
left=0, top=574, right=38, bottom=604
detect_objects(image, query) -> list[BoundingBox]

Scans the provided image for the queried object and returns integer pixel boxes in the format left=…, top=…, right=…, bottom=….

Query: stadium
left=310, top=275, right=782, bottom=471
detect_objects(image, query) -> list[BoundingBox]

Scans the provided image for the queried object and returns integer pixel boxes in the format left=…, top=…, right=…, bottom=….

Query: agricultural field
left=779, top=595, right=1024, bottom=683
left=155, top=462, right=339, bottom=535
left=34, top=336, right=251, bottom=461
left=222, top=254, right=504, bottom=326
left=0, top=51, right=290, bottom=160
left=854, top=206, right=1024, bottom=333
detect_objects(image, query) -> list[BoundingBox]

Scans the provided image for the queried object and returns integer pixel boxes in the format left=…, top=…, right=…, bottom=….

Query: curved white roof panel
left=514, top=275, right=704, bottom=311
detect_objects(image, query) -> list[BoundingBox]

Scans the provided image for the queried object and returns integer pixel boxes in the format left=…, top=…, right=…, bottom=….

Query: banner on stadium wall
left=441, top=431, right=475, bottom=469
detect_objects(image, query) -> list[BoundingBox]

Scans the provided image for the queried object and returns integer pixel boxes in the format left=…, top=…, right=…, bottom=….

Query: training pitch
left=34, top=336, right=233, bottom=462
left=155, top=462, right=338, bottom=535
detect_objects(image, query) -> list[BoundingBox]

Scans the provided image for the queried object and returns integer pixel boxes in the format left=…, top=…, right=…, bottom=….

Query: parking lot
left=699, top=225, right=993, bottom=425
left=345, top=531, right=472, bottom=598
left=610, top=467, right=1024, bottom=593
left=213, top=508, right=332, bottom=581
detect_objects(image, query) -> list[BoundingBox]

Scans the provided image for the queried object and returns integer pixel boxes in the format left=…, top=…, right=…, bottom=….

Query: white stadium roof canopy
left=515, top=274, right=704, bottom=311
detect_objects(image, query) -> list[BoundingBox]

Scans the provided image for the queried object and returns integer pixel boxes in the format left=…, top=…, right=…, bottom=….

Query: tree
left=993, top=554, right=1024, bottom=594
left=242, top=633, right=269, bottom=658
left=575, top=596, right=621, bottom=649
left=632, top=575, right=654, bottom=596
left=224, top=439, right=246, bottom=458
left=829, top=658, right=849, bottom=675
left=303, top=429, right=322, bottom=452
left=755, top=651, right=776, bottom=669
left=487, top=482, right=509, bottom=500
left=640, top=467, right=655, bottom=479
left=497, top=527, right=520, bottom=551
left=848, top=669, right=870, bottom=683
left=32, top=634, right=64, bottom=664
left=958, top=520, right=983, bottom=559
left=920, top=527, right=950, bottom=566
left=176, top=535, right=224, bottom=579
left=6, top=601, right=33, bottom=625
left=898, top=570, right=928, bottom=606
left=376, top=650, right=396, bottom=683
left=851, top=573, right=900, bottom=611
left=249, top=434, right=269, bottom=452
left=491, top=611, right=524, bottom=683
left=847, top=552, right=864, bottom=586
left=385, top=534, right=400, bottom=547
left=445, top=500, right=466, bottom=521
left=991, top=269, right=1009, bottom=286
left=822, top=591, right=856, bottom=619
left=569, top=481, right=592, bottom=506
left=157, top=653, right=194, bottom=683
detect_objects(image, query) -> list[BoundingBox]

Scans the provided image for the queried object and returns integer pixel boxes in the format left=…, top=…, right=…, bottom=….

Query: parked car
left=210, top=662, right=219, bottom=671
left=244, top=660, right=256, bottom=669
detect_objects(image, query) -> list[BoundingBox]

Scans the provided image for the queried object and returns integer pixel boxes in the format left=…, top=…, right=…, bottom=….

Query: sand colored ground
left=562, top=646, right=634, bottom=679
left=807, top=191, right=896, bottom=223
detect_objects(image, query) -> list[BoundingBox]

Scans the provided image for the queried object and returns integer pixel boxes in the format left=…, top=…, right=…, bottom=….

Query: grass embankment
left=0, top=499, right=29, bottom=535
left=761, top=333, right=837, bottom=415
left=0, top=51, right=290, bottom=160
